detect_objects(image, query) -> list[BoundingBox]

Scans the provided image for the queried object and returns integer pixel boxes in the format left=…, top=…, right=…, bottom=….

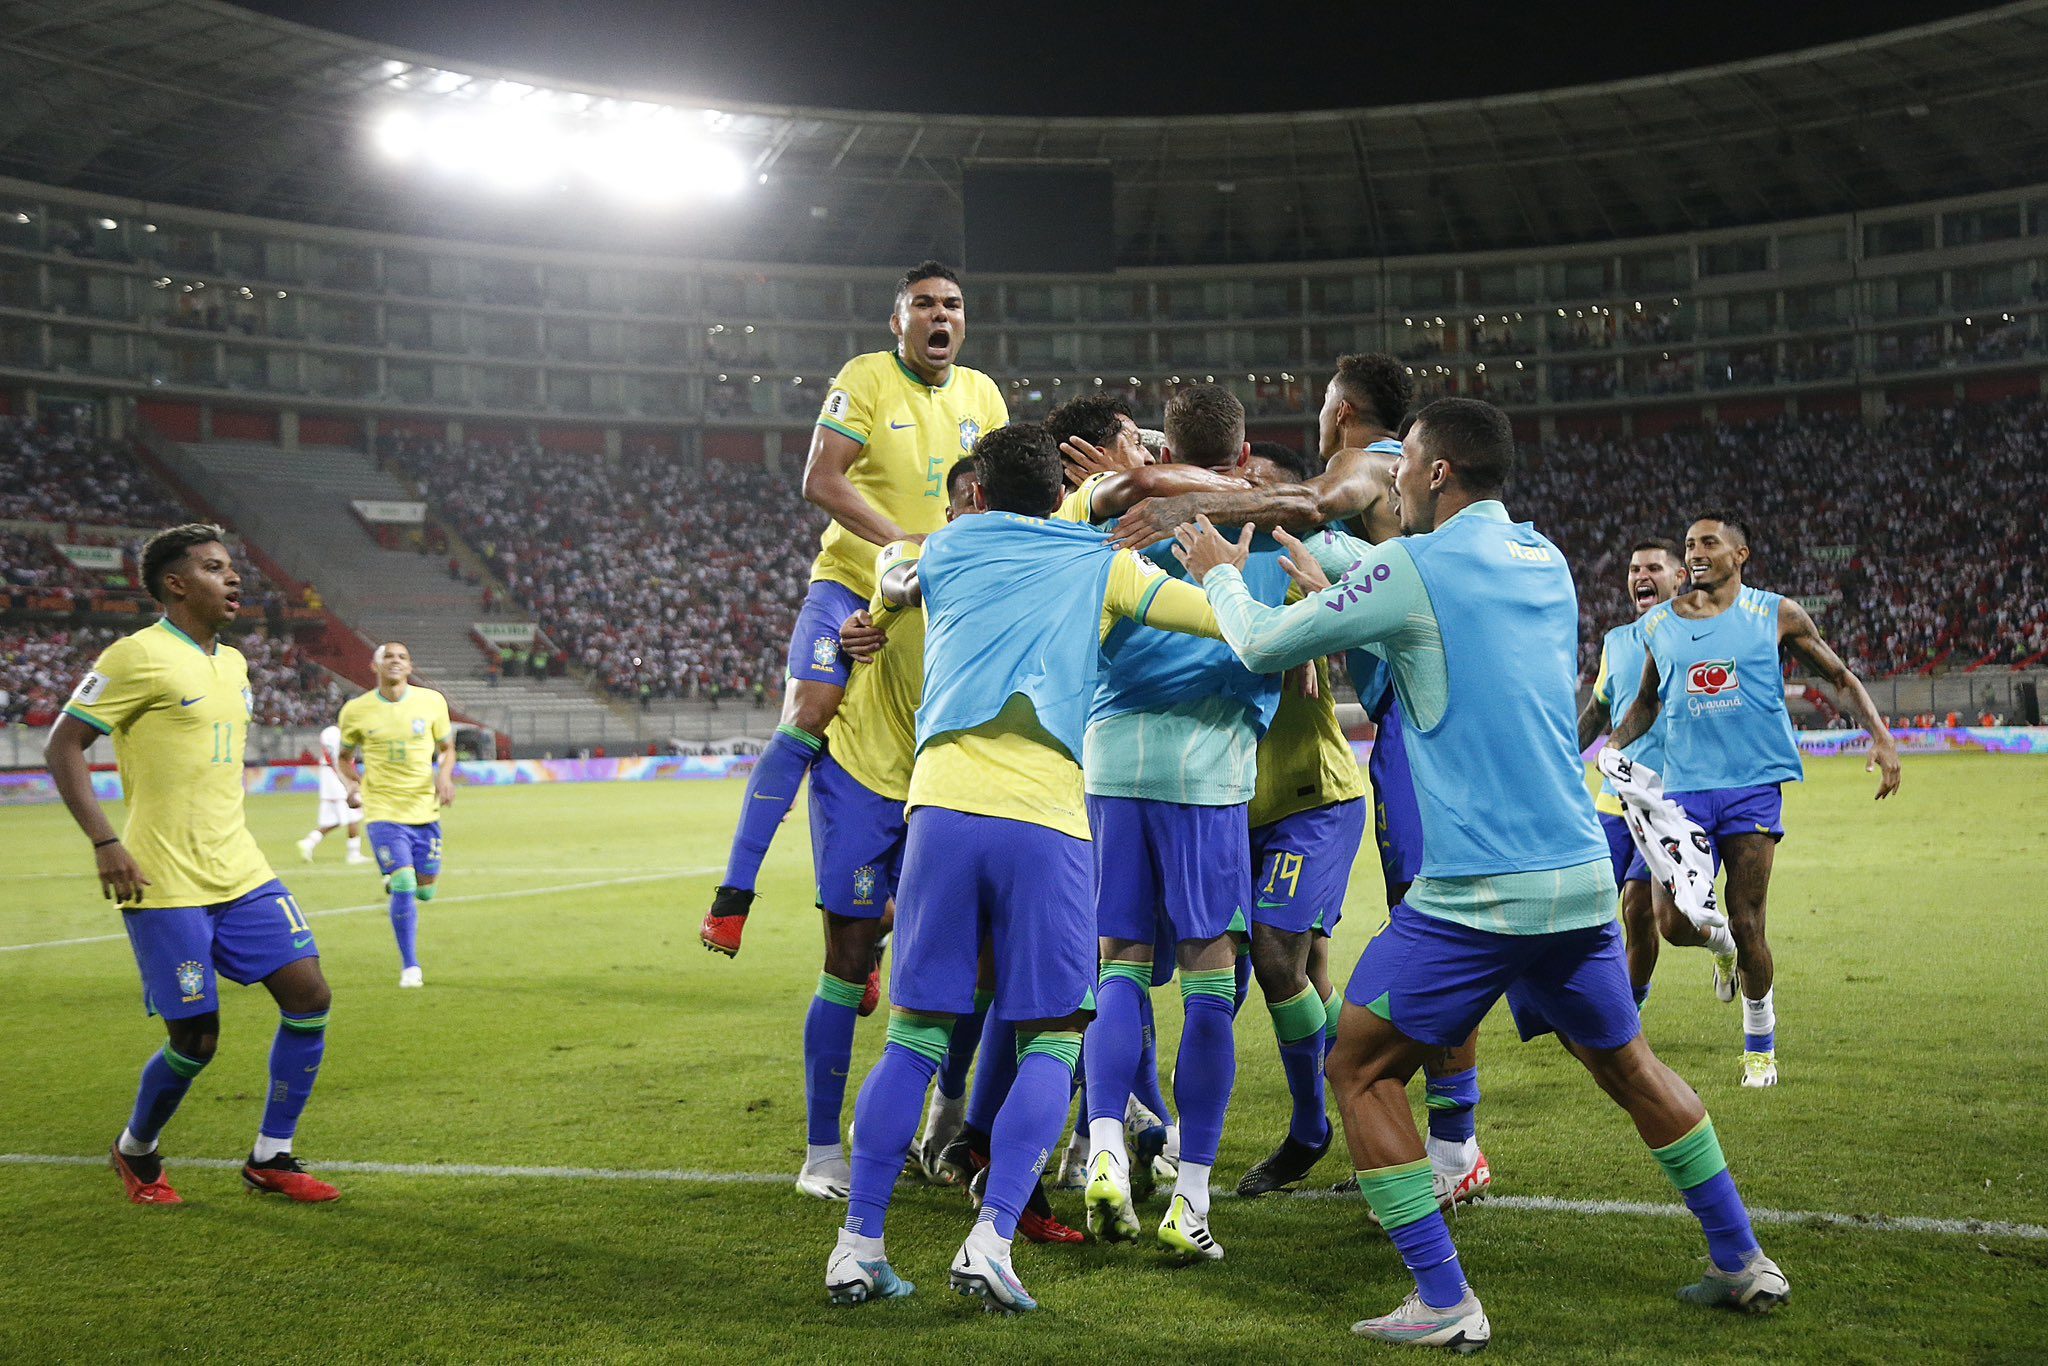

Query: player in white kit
left=297, top=724, right=369, bottom=864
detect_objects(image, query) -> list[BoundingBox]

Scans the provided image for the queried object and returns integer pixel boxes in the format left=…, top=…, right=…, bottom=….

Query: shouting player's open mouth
left=922, top=324, right=953, bottom=364
left=1631, top=577, right=1659, bottom=608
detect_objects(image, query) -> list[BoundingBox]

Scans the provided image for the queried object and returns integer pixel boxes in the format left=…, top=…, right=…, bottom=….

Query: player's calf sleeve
left=844, top=1015, right=950, bottom=1240
left=1173, top=971, right=1239, bottom=1169
left=979, top=1032, right=1081, bottom=1240
left=1133, top=989, right=1172, bottom=1122
left=722, top=724, right=823, bottom=891
left=1083, top=963, right=1150, bottom=1128
left=1359, top=1159, right=1470, bottom=1311
left=260, top=1010, right=329, bottom=1147
left=1652, top=1115, right=1760, bottom=1274
left=127, top=1043, right=209, bottom=1148
left=415, top=883, right=436, bottom=902
left=804, top=974, right=865, bottom=1146
left=937, top=988, right=991, bottom=1101
left=387, top=868, right=419, bottom=971
left=1322, top=988, right=1341, bottom=1061
left=1268, top=985, right=1331, bottom=1147
left=964, top=1014, right=1017, bottom=1135
left=1743, top=988, right=1775, bottom=1054
left=1424, top=1066, right=1481, bottom=1145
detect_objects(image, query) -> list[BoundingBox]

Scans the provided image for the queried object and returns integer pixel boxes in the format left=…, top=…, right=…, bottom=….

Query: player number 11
left=276, top=894, right=310, bottom=934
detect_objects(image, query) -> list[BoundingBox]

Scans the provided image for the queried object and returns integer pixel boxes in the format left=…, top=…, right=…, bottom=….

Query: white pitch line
left=0, top=866, right=720, bottom=954
left=2, top=1153, right=2039, bottom=1241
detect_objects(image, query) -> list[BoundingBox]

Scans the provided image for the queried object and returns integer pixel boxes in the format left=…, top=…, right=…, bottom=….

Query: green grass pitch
left=2, top=753, right=2044, bottom=1362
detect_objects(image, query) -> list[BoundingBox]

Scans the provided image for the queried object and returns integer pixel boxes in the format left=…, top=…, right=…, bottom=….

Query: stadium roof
left=3, top=0, right=2048, bottom=268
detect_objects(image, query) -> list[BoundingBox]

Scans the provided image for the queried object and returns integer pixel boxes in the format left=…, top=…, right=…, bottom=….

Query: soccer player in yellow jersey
left=45, top=523, right=339, bottom=1206
left=336, top=642, right=454, bottom=988
left=702, top=260, right=1008, bottom=958
left=825, top=424, right=1218, bottom=1313
left=1233, top=443, right=1372, bottom=1200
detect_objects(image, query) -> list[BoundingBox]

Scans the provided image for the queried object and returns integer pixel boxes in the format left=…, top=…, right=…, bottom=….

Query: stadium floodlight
left=375, top=111, right=425, bottom=162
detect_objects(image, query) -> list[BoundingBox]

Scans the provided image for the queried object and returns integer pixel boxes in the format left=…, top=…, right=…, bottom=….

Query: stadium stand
left=383, top=435, right=811, bottom=706
left=360, top=399, right=2046, bottom=711
left=0, top=622, right=345, bottom=729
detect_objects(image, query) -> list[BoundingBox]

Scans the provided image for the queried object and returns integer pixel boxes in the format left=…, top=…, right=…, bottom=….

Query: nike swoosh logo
left=292, top=935, right=313, bottom=948
left=1691, top=633, right=1708, bottom=641
left=1256, top=898, right=1287, bottom=909
left=889, top=420, right=915, bottom=430
left=179, top=695, right=205, bottom=707
left=830, top=1067, right=850, bottom=1077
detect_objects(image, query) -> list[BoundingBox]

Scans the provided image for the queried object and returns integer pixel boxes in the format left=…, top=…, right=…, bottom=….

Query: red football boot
left=242, top=1153, right=341, bottom=1203
left=109, top=1142, right=181, bottom=1205
left=1018, top=1207, right=1086, bottom=1245
left=699, top=885, right=754, bottom=957
left=858, top=966, right=881, bottom=1017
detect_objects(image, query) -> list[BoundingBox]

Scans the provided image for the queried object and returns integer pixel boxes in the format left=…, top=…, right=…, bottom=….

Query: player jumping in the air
left=45, top=523, right=339, bottom=1205
left=824, top=424, right=1218, bottom=1314
left=1578, top=538, right=1694, bottom=994
left=701, top=261, right=1007, bottom=958
left=297, top=723, right=368, bottom=864
left=1180, top=399, right=1789, bottom=1351
left=1609, top=514, right=1901, bottom=1087
left=336, top=643, right=454, bottom=988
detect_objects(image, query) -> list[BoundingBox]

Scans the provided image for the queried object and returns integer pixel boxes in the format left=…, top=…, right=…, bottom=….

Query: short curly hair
left=1045, top=393, right=1134, bottom=451
left=971, top=422, right=1063, bottom=517
left=1332, top=352, right=1413, bottom=432
left=140, top=522, right=228, bottom=604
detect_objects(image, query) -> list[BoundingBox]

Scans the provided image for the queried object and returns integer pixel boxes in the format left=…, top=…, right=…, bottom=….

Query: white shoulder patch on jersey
left=824, top=389, right=852, bottom=419
left=71, top=670, right=109, bottom=705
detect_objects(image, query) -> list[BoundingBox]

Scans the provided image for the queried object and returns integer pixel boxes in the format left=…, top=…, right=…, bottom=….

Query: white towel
left=1596, top=749, right=1726, bottom=932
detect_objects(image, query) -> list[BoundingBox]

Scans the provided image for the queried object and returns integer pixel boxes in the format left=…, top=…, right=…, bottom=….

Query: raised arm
left=801, top=426, right=915, bottom=549
left=1107, top=445, right=1390, bottom=550
left=1607, top=654, right=1663, bottom=753
left=1780, top=598, right=1900, bottom=799
left=1083, top=462, right=1250, bottom=525
left=44, top=714, right=149, bottom=903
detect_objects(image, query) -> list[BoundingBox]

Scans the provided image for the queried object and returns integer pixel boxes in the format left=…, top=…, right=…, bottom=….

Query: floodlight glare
left=374, top=111, right=424, bottom=162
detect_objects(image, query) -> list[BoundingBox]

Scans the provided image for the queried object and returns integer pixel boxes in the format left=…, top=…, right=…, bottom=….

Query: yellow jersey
left=1248, top=653, right=1367, bottom=828
left=63, top=618, right=273, bottom=909
left=812, top=350, right=1008, bottom=598
left=338, top=684, right=452, bottom=825
left=1589, top=643, right=1625, bottom=816
left=905, top=551, right=1219, bottom=839
left=827, top=540, right=924, bottom=801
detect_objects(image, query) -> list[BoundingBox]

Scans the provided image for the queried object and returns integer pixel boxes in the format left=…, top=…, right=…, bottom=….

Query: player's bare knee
left=821, top=915, right=878, bottom=980
left=165, top=1014, right=219, bottom=1062
left=1248, top=926, right=1309, bottom=997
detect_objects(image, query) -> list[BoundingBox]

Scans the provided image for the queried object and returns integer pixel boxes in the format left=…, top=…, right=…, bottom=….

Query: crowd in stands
left=378, top=398, right=2046, bottom=709
left=1531, top=398, right=2048, bottom=677
left=384, top=436, right=814, bottom=702
left=0, top=416, right=186, bottom=526
left=0, top=622, right=347, bottom=728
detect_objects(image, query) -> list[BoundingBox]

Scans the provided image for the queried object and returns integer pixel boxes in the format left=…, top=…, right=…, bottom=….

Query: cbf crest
left=412, top=717, right=428, bottom=736
left=176, top=959, right=206, bottom=1001
left=811, top=636, right=840, bottom=669
left=958, top=417, right=981, bottom=451
left=852, top=865, right=877, bottom=905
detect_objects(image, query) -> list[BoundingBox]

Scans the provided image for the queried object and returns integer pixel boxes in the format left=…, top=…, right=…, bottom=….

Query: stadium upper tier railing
left=0, top=174, right=2045, bottom=441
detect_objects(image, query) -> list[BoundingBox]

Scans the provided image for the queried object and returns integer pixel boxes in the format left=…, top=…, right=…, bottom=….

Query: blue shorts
left=1345, top=903, right=1642, bottom=1051
left=891, top=807, right=1096, bottom=1023
left=1088, top=795, right=1251, bottom=948
left=1672, top=784, right=1785, bottom=870
left=369, top=821, right=443, bottom=879
left=1599, top=811, right=1650, bottom=886
left=809, top=753, right=906, bottom=921
left=1249, top=797, right=1368, bottom=936
left=1368, top=700, right=1424, bottom=900
left=123, top=878, right=317, bottom=1020
left=785, top=580, right=867, bottom=688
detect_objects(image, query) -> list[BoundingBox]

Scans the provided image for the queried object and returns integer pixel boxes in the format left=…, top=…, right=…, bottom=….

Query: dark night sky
left=238, top=0, right=2006, bottom=117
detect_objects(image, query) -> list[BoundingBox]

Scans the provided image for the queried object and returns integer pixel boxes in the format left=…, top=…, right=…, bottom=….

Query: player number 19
left=1262, top=851, right=1304, bottom=899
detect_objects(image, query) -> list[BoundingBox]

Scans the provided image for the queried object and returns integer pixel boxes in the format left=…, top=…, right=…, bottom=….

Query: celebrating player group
left=695, top=261, right=1903, bottom=1349
left=49, top=258, right=1904, bottom=1354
